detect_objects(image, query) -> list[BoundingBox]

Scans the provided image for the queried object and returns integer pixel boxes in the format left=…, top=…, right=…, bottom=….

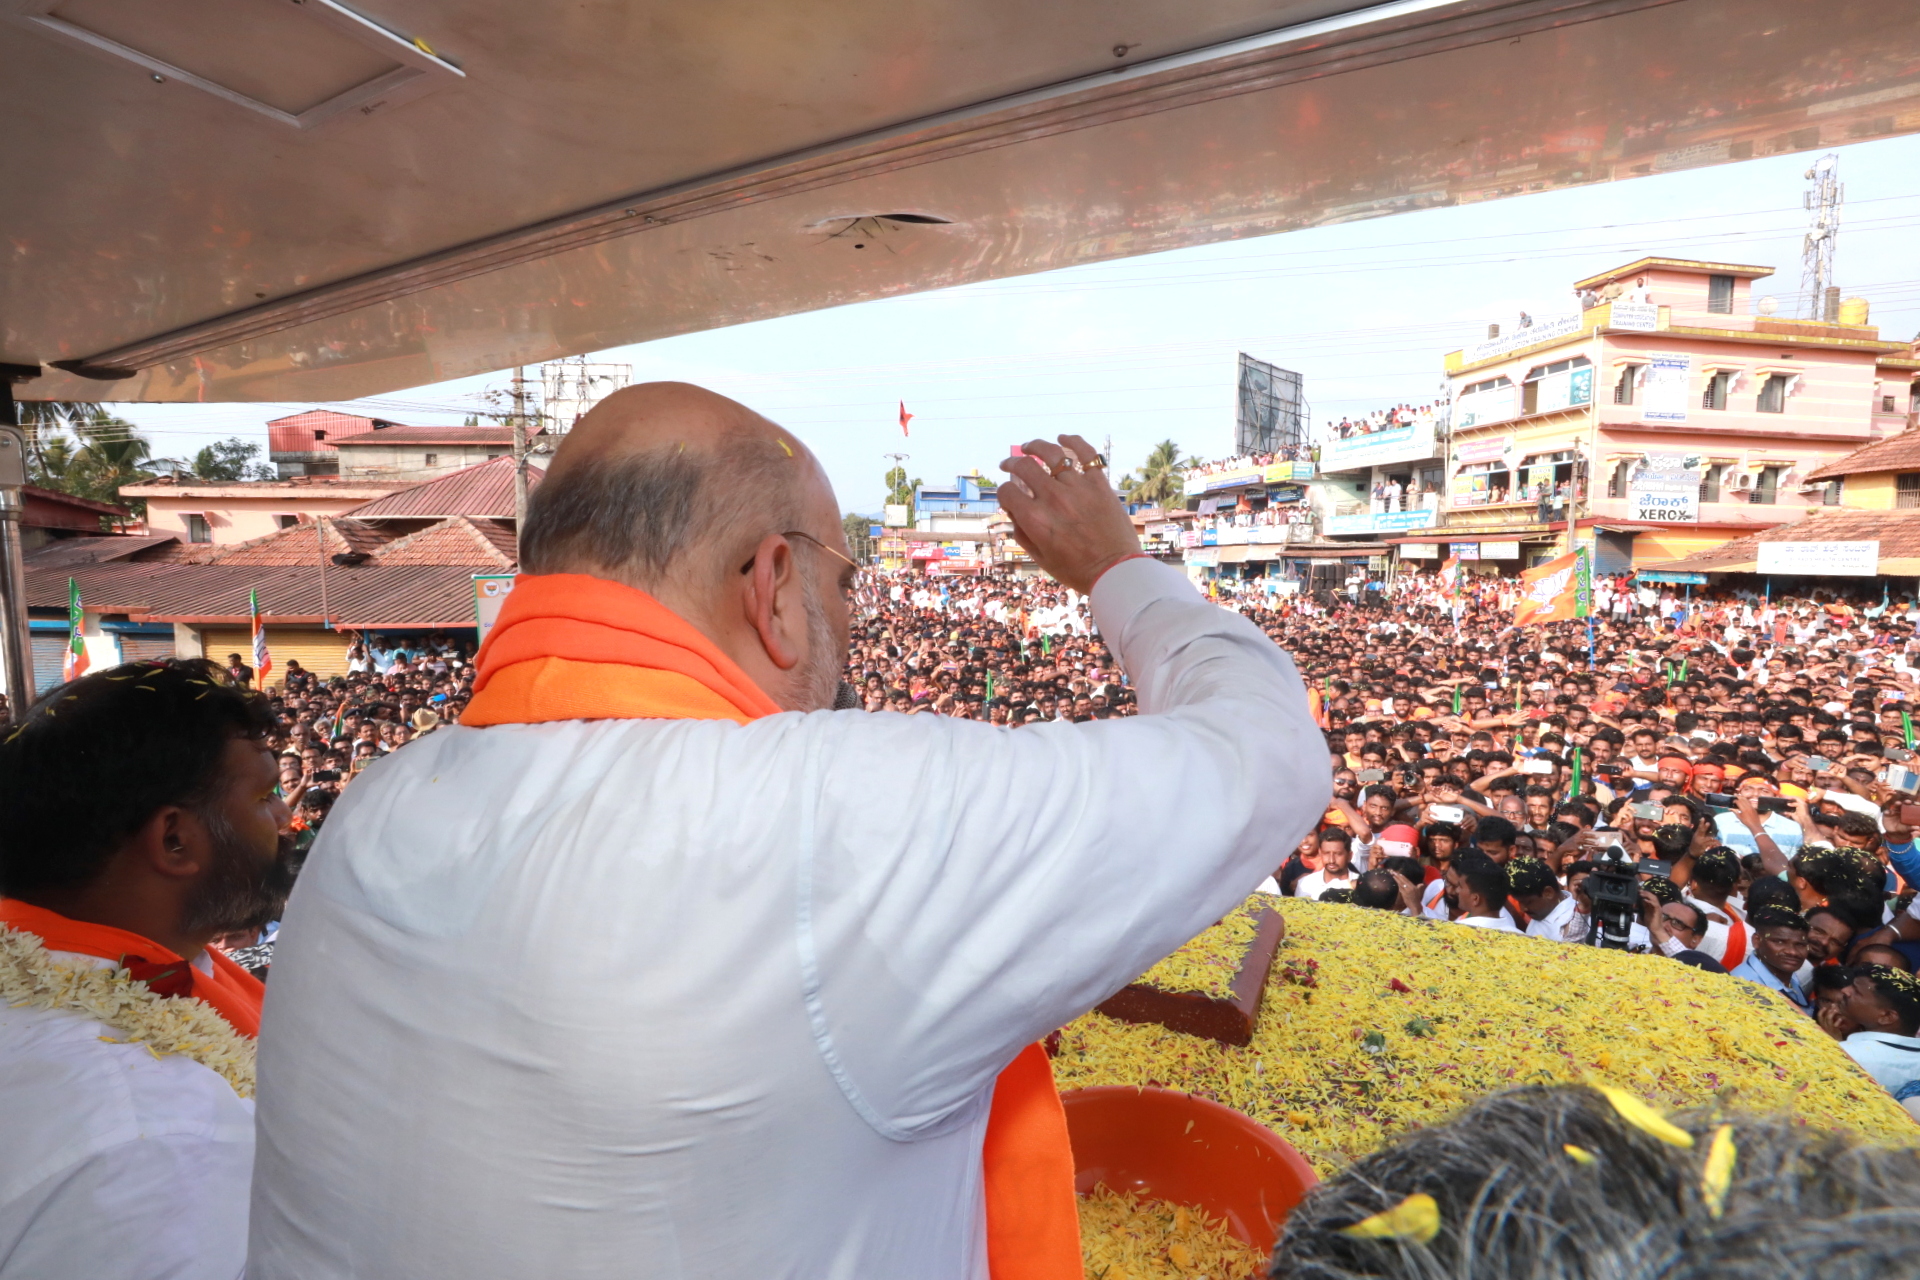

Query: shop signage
left=1754, top=541, right=1879, bottom=577
left=1399, top=543, right=1440, bottom=559
left=1450, top=543, right=1481, bottom=561
left=1628, top=452, right=1702, bottom=523
left=472, top=573, right=517, bottom=643
left=1324, top=509, right=1439, bottom=536
left=1610, top=301, right=1660, bottom=331
left=1478, top=541, right=1521, bottom=559
left=1464, top=314, right=1584, bottom=364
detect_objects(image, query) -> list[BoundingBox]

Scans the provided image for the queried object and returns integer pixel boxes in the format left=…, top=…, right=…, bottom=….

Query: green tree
left=1123, top=440, right=1198, bottom=509
left=842, top=512, right=876, bottom=564
left=190, top=437, right=274, bottom=481
left=883, top=466, right=921, bottom=512
left=15, top=400, right=94, bottom=482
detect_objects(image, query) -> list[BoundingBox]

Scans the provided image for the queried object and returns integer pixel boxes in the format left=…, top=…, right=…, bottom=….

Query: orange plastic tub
left=1061, top=1085, right=1319, bottom=1253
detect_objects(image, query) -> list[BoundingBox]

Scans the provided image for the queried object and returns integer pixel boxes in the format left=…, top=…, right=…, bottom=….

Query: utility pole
left=1798, top=153, right=1842, bottom=321
left=0, top=367, right=38, bottom=713
left=510, top=366, right=530, bottom=542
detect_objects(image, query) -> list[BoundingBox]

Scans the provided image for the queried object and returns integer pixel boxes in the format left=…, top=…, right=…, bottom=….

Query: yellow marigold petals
left=1596, top=1051, right=1613, bottom=1070
left=1701, top=1123, right=1737, bottom=1218
left=1564, top=1143, right=1597, bottom=1165
left=1337, top=1192, right=1440, bottom=1244
left=1168, top=1241, right=1192, bottom=1269
left=1595, top=1085, right=1694, bottom=1148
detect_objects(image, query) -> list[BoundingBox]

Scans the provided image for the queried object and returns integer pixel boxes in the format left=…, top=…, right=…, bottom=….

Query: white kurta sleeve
left=798, top=558, right=1329, bottom=1139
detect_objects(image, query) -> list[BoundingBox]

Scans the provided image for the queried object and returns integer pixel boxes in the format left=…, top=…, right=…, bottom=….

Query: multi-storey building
left=1415, top=256, right=1913, bottom=574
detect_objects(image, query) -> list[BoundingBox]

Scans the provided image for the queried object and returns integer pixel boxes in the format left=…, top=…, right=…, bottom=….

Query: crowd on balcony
left=1329, top=402, right=1444, bottom=438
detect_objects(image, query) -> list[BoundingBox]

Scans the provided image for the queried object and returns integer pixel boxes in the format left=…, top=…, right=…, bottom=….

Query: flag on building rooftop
left=250, top=588, right=273, bottom=685
left=63, top=577, right=87, bottom=681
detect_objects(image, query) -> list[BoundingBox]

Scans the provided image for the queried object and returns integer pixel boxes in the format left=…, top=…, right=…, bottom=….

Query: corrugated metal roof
left=339, top=455, right=538, bottom=518
left=29, top=562, right=483, bottom=628
left=1805, top=428, right=1920, bottom=481
left=23, top=533, right=180, bottom=568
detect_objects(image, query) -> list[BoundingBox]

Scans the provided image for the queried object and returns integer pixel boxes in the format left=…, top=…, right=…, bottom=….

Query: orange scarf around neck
left=0, top=897, right=264, bottom=1037
left=464, top=573, right=1082, bottom=1280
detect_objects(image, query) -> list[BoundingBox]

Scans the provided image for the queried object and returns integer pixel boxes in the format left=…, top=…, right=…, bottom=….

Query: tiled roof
left=132, top=515, right=514, bottom=570
left=29, top=561, right=484, bottom=628
left=369, top=516, right=515, bottom=568
left=332, top=425, right=535, bottom=447
left=339, top=455, right=538, bottom=519
left=1805, top=429, right=1920, bottom=481
left=23, top=534, right=179, bottom=569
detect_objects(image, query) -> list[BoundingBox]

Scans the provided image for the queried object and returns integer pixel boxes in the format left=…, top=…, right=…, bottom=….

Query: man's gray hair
left=520, top=436, right=799, bottom=587
left=1270, top=1083, right=1920, bottom=1279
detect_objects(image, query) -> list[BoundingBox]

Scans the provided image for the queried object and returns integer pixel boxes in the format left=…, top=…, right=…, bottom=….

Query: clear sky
left=110, top=133, right=1920, bottom=515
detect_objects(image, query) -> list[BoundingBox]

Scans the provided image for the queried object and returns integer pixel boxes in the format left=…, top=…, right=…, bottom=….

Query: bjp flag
left=1514, top=549, right=1590, bottom=626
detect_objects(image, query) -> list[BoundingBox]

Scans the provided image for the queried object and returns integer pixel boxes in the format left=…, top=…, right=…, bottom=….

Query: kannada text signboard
left=1754, top=541, right=1879, bottom=577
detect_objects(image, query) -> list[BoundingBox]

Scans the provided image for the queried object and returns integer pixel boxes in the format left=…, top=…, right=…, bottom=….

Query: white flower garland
left=0, top=927, right=255, bottom=1097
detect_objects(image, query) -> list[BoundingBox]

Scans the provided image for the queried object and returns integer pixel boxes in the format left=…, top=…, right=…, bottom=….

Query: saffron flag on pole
left=1437, top=557, right=1461, bottom=601
left=898, top=401, right=914, bottom=437
left=1514, top=548, right=1591, bottom=626
left=63, top=577, right=88, bottom=680
left=250, top=588, right=273, bottom=685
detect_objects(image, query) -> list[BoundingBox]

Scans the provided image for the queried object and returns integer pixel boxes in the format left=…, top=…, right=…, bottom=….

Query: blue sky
left=114, top=133, right=1920, bottom=514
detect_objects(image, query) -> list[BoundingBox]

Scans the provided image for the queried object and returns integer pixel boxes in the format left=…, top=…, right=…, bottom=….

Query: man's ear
left=743, top=534, right=803, bottom=671
left=130, top=805, right=212, bottom=883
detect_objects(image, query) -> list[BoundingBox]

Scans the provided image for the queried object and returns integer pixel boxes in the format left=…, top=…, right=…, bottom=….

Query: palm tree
left=15, top=400, right=93, bottom=480
left=69, top=412, right=159, bottom=508
left=1123, top=440, right=1197, bottom=509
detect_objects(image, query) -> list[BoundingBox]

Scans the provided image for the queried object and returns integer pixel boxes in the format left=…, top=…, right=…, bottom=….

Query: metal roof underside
left=6, top=0, right=1920, bottom=404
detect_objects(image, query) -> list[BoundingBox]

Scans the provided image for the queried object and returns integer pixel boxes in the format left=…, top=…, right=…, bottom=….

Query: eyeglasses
left=740, top=530, right=859, bottom=574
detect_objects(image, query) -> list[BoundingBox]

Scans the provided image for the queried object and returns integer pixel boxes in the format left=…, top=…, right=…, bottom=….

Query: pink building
left=1432, top=256, right=1914, bottom=572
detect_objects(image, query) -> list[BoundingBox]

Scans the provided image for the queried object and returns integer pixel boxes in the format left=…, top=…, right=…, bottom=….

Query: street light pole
left=0, top=371, right=39, bottom=713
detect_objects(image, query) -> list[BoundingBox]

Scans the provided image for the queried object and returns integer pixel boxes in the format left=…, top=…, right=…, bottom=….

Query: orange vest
left=0, top=897, right=264, bottom=1037
left=465, top=573, right=1082, bottom=1280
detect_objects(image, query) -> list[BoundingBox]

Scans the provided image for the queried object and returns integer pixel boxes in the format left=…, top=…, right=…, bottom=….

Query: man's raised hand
left=998, top=435, right=1143, bottom=595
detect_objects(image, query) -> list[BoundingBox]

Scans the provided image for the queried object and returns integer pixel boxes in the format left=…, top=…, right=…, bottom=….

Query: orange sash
left=0, top=897, right=264, bottom=1037
left=465, top=574, right=1082, bottom=1280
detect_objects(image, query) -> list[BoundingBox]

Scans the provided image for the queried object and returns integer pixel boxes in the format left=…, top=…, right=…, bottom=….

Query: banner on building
left=1515, top=549, right=1591, bottom=625
left=1642, top=354, right=1692, bottom=423
left=1628, top=453, right=1702, bottom=524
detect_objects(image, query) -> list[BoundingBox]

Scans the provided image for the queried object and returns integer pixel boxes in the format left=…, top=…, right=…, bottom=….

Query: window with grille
left=1701, top=372, right=1732, bottom=410
left=1823, top=479, right=1844, bottom=506
left=1758, top=375, right=1790, bottom=414
left=1707, top=274, right=1735, bottom=313
left=1752, top=466, right=1780, bottom=505
left=187, top=514, right=211, bottom=544
left=1885, top=395, right=1899, bottom=413
left=424, top=453, right=438, bottom=466
left=1898, top=474, right=1920, bottom=509
left=1608, top=460, right=1631, bottom=498
left=1613, top=367, right=1637, bottom=405
left=1699, top=466, right=1721, bottom=504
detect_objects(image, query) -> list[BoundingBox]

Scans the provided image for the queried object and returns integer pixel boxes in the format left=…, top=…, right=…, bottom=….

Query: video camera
left=1583, top=836, right=1670, bottom=951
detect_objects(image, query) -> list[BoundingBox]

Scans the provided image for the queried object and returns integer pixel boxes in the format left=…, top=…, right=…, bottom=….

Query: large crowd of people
left=842, top=562, right=1920, bottom=1115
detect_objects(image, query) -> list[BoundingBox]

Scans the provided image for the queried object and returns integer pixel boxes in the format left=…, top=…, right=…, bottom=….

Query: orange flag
left=1514, top=549, right=1590, bottom=626
left=899, top=401, right=914, bottom=436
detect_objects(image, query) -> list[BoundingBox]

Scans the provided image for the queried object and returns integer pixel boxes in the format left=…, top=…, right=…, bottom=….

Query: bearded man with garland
left=248, top=383, right=1327, bottom=1280
left=0, top=658, right=296, bottom=1279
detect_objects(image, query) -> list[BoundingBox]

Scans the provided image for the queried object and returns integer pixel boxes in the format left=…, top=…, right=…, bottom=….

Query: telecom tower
left=539, top=356, right=633, bottom=433
left=1797, top=153, right=1842, bottom=321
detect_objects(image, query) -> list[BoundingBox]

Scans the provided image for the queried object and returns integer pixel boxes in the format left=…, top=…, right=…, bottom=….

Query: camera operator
left=1511, top=856, right=1576, bottom=941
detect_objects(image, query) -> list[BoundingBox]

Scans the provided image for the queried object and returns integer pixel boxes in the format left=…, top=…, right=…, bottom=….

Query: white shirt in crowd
left=1292, top=868, right=1358, bottom=900
left=1456, top=913, right=1522, bottom=934
left=0, top=949, right=250, bottom=1280
left=248, top=558, right=1329, bottom=1280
